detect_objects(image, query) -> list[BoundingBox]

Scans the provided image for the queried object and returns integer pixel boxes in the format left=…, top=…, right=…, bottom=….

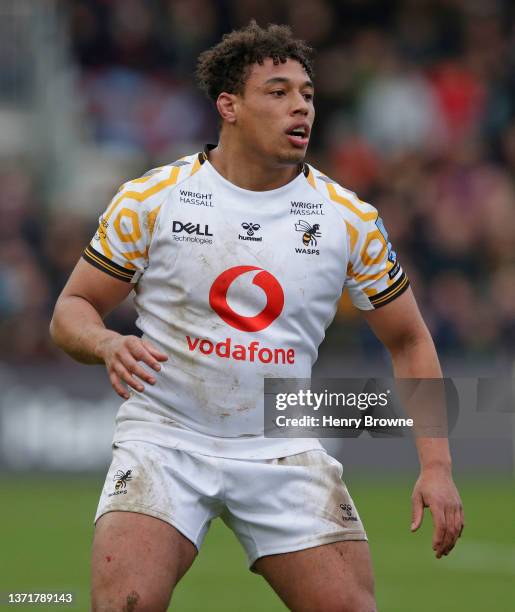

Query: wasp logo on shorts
left=340, top=503, right=358, bottom=522
left=295, top=220, right=321, bottom=255
left=108, top=469, right=133, bottom=497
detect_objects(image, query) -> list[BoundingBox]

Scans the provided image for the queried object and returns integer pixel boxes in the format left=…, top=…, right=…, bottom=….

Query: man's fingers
left=109, top=371, right=130, bottom=400
left=441, top=506, right=458, bottom=556
left=442, top=542, right=455, bottom=556
left=114, top=363, right=144, bottom=392
left=123, top=355, right=157, bottom=385
left=439, top=503, right=465, bottom=556
left=127, top=338, right=166, bottom=372
left=430, top=508, right=447, bottom=558
left=456, top=505, right=465, bottom=537
left=104, top=336, right=165, bottom=395
left=411, top=492, right=424, bottom=532
left=141, top=340, right=168, bottom=363
left=137, top=349, right=164, bottom=372
left=441, top=506, right=464, bottom=556
left=411, top=474, right=464, bottom=559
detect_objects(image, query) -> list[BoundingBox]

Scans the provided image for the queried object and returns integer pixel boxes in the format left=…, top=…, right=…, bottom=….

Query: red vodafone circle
left=209, top=266, right=284, bottom=332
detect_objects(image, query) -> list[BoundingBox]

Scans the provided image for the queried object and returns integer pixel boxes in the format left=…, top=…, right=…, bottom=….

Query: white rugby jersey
left=84, top=147, right=409, bottom=458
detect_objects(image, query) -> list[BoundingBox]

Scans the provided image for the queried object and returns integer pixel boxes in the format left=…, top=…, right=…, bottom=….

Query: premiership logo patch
left=376, top=216, right=397, bottom=264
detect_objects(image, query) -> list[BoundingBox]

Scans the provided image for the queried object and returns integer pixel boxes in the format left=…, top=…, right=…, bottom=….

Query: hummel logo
left=241, top=222, right=260, bottom=236
left=239, top=222, right=262, bottom=242
left=340, top=503, right=358, bottom=521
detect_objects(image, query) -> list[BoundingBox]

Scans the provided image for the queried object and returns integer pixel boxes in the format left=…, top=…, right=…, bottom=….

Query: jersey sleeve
left=342, top=197, right=409, bottom=310
left=82, top=175, right=161, bottom=283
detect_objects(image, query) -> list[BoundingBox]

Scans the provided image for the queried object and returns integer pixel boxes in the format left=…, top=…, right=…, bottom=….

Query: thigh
left=91, top=510, right=197, bottom=611
left=95, top=441, right=223, bottom=552
left=92, top=442, right=224, bottom=610
left=224, top=451, right=367, bottom=568
left=254, top=540, right=376, bottom=612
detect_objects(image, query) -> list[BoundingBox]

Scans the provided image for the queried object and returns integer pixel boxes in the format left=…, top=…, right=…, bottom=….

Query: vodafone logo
left=209, top=266, right=284, bottom=332
left=188, top=267, right=293, bottom=364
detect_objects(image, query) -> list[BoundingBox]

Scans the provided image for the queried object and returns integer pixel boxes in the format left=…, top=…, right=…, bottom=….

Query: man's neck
left=207, top=141, right=301, bottom=192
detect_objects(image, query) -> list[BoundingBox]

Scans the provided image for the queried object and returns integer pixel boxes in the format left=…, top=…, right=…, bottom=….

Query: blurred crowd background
left=1, top=0, right=514, bottom=366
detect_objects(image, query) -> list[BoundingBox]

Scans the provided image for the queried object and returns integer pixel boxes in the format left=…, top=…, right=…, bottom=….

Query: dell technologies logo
left=172, top=220, right=213, bottom=245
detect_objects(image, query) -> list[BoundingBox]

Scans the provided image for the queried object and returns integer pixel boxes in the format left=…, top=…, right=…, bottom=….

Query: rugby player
left=50, top=22, right=464, bottom=612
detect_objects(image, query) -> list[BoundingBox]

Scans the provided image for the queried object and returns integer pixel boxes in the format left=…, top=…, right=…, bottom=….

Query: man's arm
left=50, top=259, right=168, bottom=399
left=361, top=287, right=464, bottom=558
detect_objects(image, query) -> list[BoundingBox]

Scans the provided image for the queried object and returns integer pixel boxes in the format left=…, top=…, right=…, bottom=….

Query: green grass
left=1, top=474, right=514, bottom=611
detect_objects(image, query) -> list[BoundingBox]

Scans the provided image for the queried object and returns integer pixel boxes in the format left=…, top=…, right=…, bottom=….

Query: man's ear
left=216, top=92, right=238, bottom=124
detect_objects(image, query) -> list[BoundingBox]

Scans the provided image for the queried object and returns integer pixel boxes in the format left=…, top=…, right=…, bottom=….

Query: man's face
left=230, top=58, right=315, bottom=166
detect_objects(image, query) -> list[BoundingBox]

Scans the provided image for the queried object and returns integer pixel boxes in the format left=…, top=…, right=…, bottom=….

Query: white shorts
left=95, top=441, right=367, bottom=567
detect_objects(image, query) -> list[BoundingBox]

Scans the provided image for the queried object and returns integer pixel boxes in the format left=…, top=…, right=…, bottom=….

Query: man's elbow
left=49, top=303, right=63, bottom=348
left=387, top=325, right=435, bottom=358
left=49, top=296, right=73, bottom=350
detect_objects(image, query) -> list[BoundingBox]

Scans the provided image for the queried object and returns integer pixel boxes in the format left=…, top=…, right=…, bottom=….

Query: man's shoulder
left=115, top=152, right=204, bottom=208
left=303, top=163, right=378, bottom=225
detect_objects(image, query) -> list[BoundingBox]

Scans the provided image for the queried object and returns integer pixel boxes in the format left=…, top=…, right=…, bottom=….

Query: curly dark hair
left=196, top=21, right=314, bottom=102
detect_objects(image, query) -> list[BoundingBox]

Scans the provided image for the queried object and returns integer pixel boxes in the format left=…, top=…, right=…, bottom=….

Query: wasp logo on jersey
left=295, top=220, right=321, bottom=255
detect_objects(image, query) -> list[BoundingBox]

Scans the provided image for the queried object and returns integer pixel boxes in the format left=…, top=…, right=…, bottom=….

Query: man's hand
left=50, top=260, right=169, bottom=400
left=411, top=467, right=464, bottom=558
left=97, top=334, right=168, bottom=400
left=362, top=291, right=464, bottom=558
